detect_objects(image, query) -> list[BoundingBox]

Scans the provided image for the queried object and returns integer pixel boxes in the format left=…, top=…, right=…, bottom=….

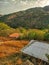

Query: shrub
left=17, top=29, right=48, bottom=41
left=27, top=31, right=37, bottom=40
left=0, top=22, right=15, bottom=37
left=0, top=22, right=10, bottom=30
left=44, top=32, right=49, bottom=41
left=35, top=30, right=45, bottom=40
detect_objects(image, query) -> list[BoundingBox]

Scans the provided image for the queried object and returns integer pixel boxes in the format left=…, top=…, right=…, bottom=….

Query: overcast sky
left=0, top=0, right=49, bottom=14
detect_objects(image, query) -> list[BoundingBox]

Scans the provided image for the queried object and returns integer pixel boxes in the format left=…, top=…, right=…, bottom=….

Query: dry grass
left=0, top=40, right=29, bottom=57
left=0, top=38, right=29, bottom=65
left=0, top=37, right=48, bottom=65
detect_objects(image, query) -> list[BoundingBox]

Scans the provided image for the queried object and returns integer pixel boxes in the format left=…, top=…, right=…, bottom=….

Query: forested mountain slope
left=0, top=6, right=49, bottom=29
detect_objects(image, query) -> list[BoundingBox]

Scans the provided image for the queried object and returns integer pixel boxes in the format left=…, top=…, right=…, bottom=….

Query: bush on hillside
left=0, top=22, right=10, bottom=30
left=0, top=22, right=16, bottom=37
left=17, top=28, right=49, bottom=41
left=27, top=31, right=37, bottom=40
left=44, top=32, right=49, bottom=41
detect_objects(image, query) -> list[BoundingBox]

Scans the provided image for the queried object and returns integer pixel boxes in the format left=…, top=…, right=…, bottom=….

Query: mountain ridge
left=0, top=5, right=49, bottom=29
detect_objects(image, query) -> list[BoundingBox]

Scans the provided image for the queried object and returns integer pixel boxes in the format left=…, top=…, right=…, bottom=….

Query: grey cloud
left=0, top=0, right=49, bottom=14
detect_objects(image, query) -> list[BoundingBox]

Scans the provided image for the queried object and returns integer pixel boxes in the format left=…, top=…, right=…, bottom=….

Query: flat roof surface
left=21, top=40, right=49, bottom=62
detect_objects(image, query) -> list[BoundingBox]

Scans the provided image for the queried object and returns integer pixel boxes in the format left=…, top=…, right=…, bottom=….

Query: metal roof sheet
left=21, top=40, right=49, bottom=62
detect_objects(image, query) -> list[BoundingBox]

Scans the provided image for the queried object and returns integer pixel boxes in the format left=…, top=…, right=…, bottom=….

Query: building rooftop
left=21, top=40, right=49, bottom=62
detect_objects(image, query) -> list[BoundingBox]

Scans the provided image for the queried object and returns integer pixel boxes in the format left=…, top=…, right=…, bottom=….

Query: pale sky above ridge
left=0, top=0, right=49, bottom=14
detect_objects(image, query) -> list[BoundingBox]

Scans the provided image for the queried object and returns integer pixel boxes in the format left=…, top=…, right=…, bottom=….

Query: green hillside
left=0, top=22, right=15, bottom=37
left=0, top=6, right=49, bottom=41
left=0, top=6, right=49, bottom=29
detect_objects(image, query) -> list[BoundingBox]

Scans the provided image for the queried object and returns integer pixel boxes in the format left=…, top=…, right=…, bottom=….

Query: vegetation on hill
left=0, top=22, right=49, bottom=41
left=0, top=6, right=49, bottom=41
left=0, top=6, right=49, bottom=65
left=0, top=22, right=16, bottom=37
left=0, top=22, right=11, bottom=30
left=15, top=28, right=49, bottom=41
left=0, top=6, right=49, bottom=29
